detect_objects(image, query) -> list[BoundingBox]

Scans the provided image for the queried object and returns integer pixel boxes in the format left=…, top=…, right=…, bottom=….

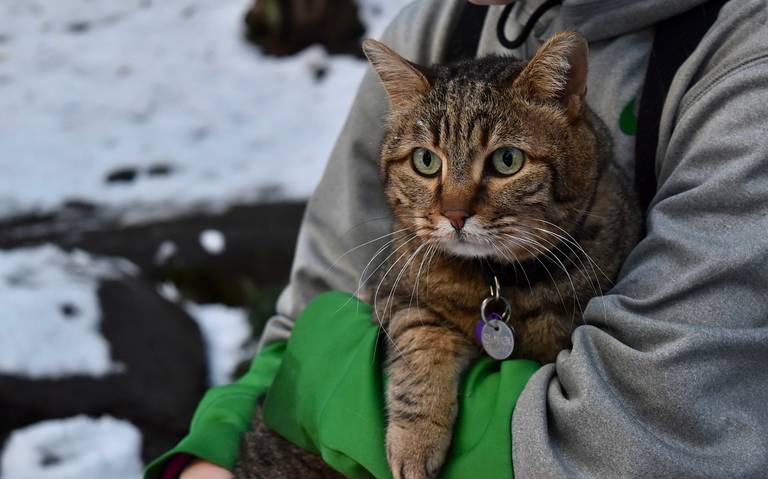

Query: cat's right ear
left=512, top=31, right=588, bottom=121
left=362, top=39, right=430, bottom=111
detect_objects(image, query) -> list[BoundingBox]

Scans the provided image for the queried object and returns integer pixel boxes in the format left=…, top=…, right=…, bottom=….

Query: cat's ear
left=512, top=31, right=588, bottom=121
left=362, top=39, right=430, bottom=111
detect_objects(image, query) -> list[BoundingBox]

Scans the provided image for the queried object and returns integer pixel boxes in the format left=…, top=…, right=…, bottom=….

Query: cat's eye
left=411, top=148, right=441, bottom=176
left=490, top=148, right=526, bottom=176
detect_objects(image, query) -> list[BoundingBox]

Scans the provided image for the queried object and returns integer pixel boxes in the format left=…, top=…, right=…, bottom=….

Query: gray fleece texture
left=258, top=1, right=768, bottom=477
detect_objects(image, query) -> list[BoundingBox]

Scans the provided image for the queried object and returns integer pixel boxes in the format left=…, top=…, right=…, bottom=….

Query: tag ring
left=480, top=296, right=511, bottom=324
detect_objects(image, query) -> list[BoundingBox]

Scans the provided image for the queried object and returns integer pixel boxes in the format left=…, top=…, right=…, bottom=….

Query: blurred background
left=0, top=0, right=410, bottom=477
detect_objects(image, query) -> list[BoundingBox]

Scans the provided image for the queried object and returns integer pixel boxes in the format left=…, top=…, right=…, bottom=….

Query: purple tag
left=474, top=320, right=484, bottom=344
left=475, top=312, right=503, bottom=344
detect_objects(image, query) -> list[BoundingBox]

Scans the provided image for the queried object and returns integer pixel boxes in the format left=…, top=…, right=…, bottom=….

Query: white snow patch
left=0, top=245, right=135, bottom=378
left=185, top=303, right=252, bottom=385
left=0, top=0, right=413, bottom=224
left=1, top=415, right=143, bottom=479
left=199, top=229, right=225, bottom=255
left=157, top=281, right=181, bottom=303
left=153, top=240, right=177, bottom=265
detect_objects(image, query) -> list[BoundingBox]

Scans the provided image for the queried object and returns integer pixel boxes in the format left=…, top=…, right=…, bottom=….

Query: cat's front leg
left=385, top=307, right=476, bottom=479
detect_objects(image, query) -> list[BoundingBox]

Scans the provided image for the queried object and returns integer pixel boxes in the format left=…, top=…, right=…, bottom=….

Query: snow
left=0, top=0, right=414, bottom=473
left=0, top=0, right=414, bottom=224
left=1, top=416, right=143, bottom=479
left=0, top=245, right=136, bottom=379
left=184, top=303, right=252, bottom=385
left=199, top=229, right=226, bottom=255
left=153, top=240, right=177, bottom=265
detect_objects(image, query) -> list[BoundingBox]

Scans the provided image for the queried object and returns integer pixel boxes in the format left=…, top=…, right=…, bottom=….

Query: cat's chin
left=440, top=240, right=497, bottom=259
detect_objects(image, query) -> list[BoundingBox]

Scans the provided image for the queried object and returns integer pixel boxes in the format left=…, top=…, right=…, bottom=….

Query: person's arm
left=512, top=6, right=768, bottom=477
left=143, top=341, right=286, bottom=479
left=256, top=0, right=465, bottom=350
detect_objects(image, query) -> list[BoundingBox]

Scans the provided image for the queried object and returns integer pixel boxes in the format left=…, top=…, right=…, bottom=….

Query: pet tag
left=481, top=319, right=515, bottom=360
left=478, top=275, right=515, bottom=360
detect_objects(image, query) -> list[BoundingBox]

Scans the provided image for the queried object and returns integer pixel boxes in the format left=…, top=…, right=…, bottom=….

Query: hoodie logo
left=619, top=97, right=638, bottom=135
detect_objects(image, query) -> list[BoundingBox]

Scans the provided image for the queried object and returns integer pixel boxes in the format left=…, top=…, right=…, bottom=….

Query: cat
left=235, top=31, right=641, bottom=479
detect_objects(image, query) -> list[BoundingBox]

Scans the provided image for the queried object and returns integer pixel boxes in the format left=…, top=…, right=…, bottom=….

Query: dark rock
left=59, top=302, right=79, bottom=318
left=41, top=452, right=62, bottom=466
left=147, top=163, right=173, bottom=177
left=243, top=0, right=366, bottom=57
left=105, top=168, right=137, bottom=184
left=311, top=64, right=328, bottom=82
left=67, top=21, right=90, bottom=34
left=0, top=202, right=306, bottom=304
left=0, top=275, right=208, bottom=462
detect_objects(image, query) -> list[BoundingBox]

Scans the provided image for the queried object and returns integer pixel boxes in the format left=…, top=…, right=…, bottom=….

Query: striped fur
left=365, top=32, right=641, bottom=479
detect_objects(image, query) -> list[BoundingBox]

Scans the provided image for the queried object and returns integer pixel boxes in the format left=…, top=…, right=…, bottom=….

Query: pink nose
left=443, top=210, right=470, bottom=231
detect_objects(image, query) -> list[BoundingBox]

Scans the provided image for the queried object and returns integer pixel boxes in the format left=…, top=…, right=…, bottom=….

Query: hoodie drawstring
left=497, top=0, right=563, bottom=49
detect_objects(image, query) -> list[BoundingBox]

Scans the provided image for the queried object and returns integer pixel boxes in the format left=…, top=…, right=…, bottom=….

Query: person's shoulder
left=677, top=0, right=768, bottom=110
left=378, top=0, right=466, bottom=64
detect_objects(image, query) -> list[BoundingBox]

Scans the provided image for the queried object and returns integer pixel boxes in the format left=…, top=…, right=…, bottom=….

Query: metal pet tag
left=481, top=319, right=515, bottom=360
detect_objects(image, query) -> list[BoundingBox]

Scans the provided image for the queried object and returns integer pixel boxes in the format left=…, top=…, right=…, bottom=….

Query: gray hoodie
left=259, top=1, right=768, bottom=477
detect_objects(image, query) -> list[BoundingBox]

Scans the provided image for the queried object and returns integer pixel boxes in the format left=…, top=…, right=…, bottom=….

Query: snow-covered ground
left=1, top=416, right=143, bottom=479
left=1, top=0, right=412, bottom=476
left=0, top=0, right=412, bottom=224
left=185, top=302, right=252, bottom=385
left=0, top=245, right=136, bottom=379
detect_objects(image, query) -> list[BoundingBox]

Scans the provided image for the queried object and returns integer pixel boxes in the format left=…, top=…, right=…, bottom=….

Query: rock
left=0, top=202, right=306, bottom=302
left=243, top=0, right=366, bottom=57
left=0, top=275, right=208, bottom=462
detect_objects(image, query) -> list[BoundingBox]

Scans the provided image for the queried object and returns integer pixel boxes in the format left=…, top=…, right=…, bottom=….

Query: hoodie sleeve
left=511, top=13, right=768, bottom=479
left=256, top=0, right=465, bottom=349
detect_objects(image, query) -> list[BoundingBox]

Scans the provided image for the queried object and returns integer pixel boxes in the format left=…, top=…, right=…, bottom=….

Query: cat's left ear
left=362, top=39, right=430, bottom=111
left=512, top=31, right=588, bottom=121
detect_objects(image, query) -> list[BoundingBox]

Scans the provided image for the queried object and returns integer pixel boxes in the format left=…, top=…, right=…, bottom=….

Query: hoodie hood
left=554, top=0, right=712, bottom=41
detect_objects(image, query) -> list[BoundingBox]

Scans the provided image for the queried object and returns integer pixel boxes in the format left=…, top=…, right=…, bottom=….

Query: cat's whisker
left=339, top=216, right=394, bottom=237
left=514, top=231, right=583, bottom=324
left=526, top=221, right=614, bottom=325
left=500, top=234, right=569, bottom=314
left=508, top=233, right=580, bottom=319
left=419, top=243, right=441, bottom=326
left=526, top=226, right=608, bottom=323
left=332, top=233, right=419, bottom=321
left=527, top=218, right=613, bottom=283
left=526, top=227, right=600, bottom=295
left=409, top=242, right=434, bottom=315
left=325, top=228, right=409, bottom=276
left=385, top=243, right=428, bottom=326
left=524, top=227, right=600, bottom=295
left=565, top=206, right=610, bottom=220
left=357, top=233, right=418, bottom=295
left=485, top=235, right=534, bottom=294
left=372, top=237, right=424, bottom=328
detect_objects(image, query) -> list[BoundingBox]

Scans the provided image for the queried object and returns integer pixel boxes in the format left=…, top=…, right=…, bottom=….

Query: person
left=147, top=0, right=768, bottom=477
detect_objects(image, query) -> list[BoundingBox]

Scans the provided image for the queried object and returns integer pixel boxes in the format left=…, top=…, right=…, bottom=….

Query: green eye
left=411, top=148, right=441, bottom=176
left=490, top=148, right=526, bottom=175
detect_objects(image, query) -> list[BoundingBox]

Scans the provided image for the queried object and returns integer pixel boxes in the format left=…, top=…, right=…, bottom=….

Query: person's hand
left=179, top=459, right=233, bottom=479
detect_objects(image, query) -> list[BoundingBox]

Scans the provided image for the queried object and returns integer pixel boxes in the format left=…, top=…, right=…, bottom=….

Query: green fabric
left=145, top=291, right=539, bottom=479
left=263, top=291, right=539, bottom=479
left=144, top=341, right=287, bottom=478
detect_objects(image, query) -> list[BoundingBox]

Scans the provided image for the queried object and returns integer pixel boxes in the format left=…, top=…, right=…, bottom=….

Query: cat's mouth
left=432, top=217, right=498, bottom=258
left=438, top=231, right=498, bottom=259
left=441, top=236, right=496, bottom=258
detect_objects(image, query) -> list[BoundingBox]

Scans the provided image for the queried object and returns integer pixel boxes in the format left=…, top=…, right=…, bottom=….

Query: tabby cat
left=235, top=31, right=641, bottom=479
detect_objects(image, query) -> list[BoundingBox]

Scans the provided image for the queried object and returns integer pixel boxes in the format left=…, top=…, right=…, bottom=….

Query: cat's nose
left=443, top=210, right=470, bottom=231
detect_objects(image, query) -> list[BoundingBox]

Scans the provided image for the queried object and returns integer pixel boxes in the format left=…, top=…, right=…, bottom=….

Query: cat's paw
left=386, top=423, right=450, bottom=479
